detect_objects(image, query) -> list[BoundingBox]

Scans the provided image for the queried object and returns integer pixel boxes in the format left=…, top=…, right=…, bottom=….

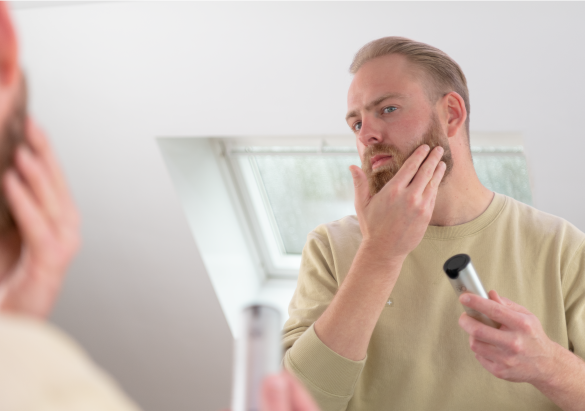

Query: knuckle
left=422, top=163, right=434, bottom=177
left=518, top=317, right=532, bottom=331
left=406, top=194, right=418, bottom=208
left=509, top=338, right=523, bottom=354
left=492, top=305, right=505, bottom=319
left=472, top=326, right=486, bottom=340
left=388, top=185, right=400, bottom=198
left=406, top=161, right=420, bottom=174
left=502, top=355, right=516, bottom=369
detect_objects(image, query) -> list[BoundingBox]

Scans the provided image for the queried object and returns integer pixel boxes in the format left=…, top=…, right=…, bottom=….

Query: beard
left=361, top=112, right=454, bottom=196
left=0, top=73, right=27, bottom=234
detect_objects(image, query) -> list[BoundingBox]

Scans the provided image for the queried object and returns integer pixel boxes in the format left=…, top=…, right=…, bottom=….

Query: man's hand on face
left=0, top=118, right=80, bottom=318
left=458, top=290, right=562, bottom=386
left=350, top=144, right=446, bottom=262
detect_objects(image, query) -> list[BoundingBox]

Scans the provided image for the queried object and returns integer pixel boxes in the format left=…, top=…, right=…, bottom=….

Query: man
left=283, top=37, right=585, bottom=411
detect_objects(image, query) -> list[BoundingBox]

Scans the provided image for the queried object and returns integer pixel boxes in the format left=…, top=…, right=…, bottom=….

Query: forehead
left=347, top=54, right=426, bottom=110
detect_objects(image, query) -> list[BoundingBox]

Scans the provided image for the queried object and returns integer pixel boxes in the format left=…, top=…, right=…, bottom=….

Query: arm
left=459, top=290, right=585, bottom=411
left=283, top=144, right=446, bottom=411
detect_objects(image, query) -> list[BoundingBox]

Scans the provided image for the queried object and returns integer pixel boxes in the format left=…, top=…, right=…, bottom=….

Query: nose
left=357, top=116, right=384, bottom=147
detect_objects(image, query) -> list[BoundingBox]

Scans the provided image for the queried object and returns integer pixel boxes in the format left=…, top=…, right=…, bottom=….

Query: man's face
left=346, top=54, right=453, bottom=196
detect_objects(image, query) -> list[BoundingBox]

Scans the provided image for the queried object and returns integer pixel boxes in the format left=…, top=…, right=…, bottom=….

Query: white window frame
left=213, top=135, right=357, bottom=280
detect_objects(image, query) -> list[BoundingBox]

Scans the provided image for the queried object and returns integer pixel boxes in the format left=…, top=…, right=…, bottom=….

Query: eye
left=383, top=106, right=397, bottom=114
left=353, top=121, right=362, bottom=132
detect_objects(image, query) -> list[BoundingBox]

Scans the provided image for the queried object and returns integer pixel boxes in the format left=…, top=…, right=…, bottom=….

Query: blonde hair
left=350, top=36, right=470, bottom=137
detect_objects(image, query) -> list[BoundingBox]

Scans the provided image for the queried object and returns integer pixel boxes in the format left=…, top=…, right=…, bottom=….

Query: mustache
left=362, top=143, right=403, bottom=172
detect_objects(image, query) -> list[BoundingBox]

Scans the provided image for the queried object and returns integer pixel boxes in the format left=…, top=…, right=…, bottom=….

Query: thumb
left=349, top=165, right=370, bottom=208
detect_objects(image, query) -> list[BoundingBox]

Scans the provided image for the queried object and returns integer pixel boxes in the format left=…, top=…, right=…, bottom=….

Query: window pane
left=252, top=155, right=359, bottom=255
left=246, top=149, right=532, bottom=258
left=472, top=154, right=532, bottom=205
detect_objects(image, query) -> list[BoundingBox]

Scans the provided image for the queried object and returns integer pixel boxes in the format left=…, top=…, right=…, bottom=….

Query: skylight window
left=221, top=134, right=531, bottom=279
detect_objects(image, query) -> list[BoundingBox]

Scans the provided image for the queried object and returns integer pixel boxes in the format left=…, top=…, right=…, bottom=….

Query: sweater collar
left=423, top=192, right=507, bottom=240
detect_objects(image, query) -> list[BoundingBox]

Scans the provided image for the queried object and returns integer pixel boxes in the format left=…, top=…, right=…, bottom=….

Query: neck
left=429, top=158, right=494, bottom=227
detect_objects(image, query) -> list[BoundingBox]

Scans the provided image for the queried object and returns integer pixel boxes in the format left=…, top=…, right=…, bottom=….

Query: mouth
left=370, top=154, right=393, bottom=170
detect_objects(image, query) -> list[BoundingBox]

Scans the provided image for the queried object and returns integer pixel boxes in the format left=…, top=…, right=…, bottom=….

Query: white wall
left=11, top=2, right=585, bottom=410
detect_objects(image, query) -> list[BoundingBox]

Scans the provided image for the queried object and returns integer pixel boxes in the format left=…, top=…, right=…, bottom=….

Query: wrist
left=531, top=342, right=572, bottom=393
left=359, top=239, right=407, bottom=267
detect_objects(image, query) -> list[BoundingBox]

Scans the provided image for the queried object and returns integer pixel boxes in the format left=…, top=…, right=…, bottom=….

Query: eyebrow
left=345, top=92, right=408, bottom=122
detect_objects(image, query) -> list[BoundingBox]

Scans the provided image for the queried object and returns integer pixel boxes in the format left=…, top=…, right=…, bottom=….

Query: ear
left=439, top=91, right=467, bottom=139
left=0, top=2, right=18, bottom=86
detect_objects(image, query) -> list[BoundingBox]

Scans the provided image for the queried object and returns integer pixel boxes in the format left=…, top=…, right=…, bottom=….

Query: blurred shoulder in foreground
left=0, top=313, right=141, bottom=411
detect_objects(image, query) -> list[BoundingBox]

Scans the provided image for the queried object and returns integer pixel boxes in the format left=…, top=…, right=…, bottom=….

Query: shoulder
left=500, top=195, right=585, bottom=261
left=503, top=195, right=585, bottom=241
left=0, top=314, right=140, bottom=410
left=302, top=215, right=362, bottom=278
left=308, top=215, right=362, bottom=251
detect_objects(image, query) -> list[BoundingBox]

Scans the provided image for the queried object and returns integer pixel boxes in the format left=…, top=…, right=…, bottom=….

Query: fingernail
left=460, top=295, right=470, bottom=304
left=422, top=144, right=430, bottom=151
left=437, top=146, right=444, bottom=154
left=440, top=161, right=446, bottom=168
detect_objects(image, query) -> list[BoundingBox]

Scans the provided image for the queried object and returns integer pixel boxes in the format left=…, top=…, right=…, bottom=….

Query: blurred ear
left=0, top=2, right=18, bottom=86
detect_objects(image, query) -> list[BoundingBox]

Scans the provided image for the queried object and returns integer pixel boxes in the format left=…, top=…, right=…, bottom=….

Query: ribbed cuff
left=285, top=324, right=366, bottom=397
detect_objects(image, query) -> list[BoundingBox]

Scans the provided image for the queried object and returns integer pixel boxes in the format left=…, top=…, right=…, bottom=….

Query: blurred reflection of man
left=283, top=37, right=585, bottom=411
left=0, top=2, right=142, bottom=409
left=0, top=4, right=323, bottom=411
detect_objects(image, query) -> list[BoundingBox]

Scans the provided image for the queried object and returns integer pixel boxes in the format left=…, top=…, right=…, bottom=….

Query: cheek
left=356, top=140, right=366, bottom=163
left=390, top=113, right=430, bottom=148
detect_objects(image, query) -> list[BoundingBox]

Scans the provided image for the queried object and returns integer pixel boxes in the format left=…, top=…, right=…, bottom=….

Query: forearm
left=314, top=241, right=403, bottom=361
left=534, top=344, right=585, bottom=411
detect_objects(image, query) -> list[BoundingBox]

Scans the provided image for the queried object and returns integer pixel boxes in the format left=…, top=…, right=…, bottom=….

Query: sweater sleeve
left=282, top=230, right=366, bottom=411
left=563, top=239, right=585, bottom=359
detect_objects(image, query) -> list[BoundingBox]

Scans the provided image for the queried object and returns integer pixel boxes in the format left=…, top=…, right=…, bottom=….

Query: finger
left=350, top=165, right=370, bottom=209
left=407, top=146, right=444, bottom=193
left=14, top=145, right=62, bottom=223
left=460, top=293, right=524, bottom=329
left=25, top=119, right=70, bottom=199
left=2, top=169, right=51, bottom=247
left=490, top=290, right=532, bottom=315
left=468, top=336, right=500, bottom=362
left=261, top=374, right=290, bottom=411
left=422, top=160, right=446, bottom=202
left=459, top=312, right=507, bottom=346
left=284, top=372, right=320, bottom=411
left=388, top=144, right=431, bottom=189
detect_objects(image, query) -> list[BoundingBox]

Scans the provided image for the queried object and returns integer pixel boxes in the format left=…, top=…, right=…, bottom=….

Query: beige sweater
left=283, top=193, right=585, bottom=411
left=0, top=314, right=140, bottom=411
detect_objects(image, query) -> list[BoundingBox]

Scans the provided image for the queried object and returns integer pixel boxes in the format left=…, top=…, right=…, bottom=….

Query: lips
left=370, top=154, right=392, bottom=170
